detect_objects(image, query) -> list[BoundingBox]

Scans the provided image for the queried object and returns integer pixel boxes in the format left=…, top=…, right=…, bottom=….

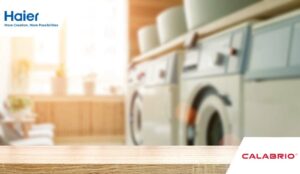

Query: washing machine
left=125, top=62, right=148, bottom=145
left=179, top=22, right=252, bottom=146
left=141, top=51, right=184, bottom=145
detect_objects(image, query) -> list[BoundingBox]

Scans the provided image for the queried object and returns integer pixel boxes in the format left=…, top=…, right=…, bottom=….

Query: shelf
left=131, top=0, right=300, bottom=65
left=10, top=94, right=124, bottom=102
left=0, top=146, right=237, bottom=174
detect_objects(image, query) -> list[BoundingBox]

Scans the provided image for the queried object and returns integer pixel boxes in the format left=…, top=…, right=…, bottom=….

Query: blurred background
left=1, top=0, right=299, bottom=146
left=0, top=0, right=130, bottom=145
left=0, top=0, right=187, bottom=145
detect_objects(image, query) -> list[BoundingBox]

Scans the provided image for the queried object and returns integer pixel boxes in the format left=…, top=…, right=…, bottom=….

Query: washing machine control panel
left=128, top=66, right=137, bottom=84
left=145, top=52, right=180, bottom=86
left=183, top=48, right=200, bottom=72
left=128, top=63, right=149, bottom=85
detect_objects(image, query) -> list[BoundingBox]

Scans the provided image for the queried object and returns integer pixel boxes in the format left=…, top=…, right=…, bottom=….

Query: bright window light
left=66, top=0, right=127, bottom=95
left=25, top=0, right=127, bottom=95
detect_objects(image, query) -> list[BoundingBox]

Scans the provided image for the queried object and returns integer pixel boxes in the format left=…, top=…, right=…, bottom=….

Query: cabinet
left=32, top=96, right=125, bottom=137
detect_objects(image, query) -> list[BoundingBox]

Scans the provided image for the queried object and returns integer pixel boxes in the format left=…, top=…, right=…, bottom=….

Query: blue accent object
left=246, top=13, right=300, bottom=80
left=249, top=26, right=291, bottom=71
left=289, top=23, right=300, bottom=66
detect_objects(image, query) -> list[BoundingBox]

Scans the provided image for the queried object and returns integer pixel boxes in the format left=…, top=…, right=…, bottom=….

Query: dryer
left=179, top=23, right=252, bottom=145
left=125, top=62, right=147, bottom=145
left=141, top=51, right=184, bottom=145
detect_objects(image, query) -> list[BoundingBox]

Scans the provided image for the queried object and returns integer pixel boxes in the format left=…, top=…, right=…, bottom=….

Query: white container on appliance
left=138, top=25, right=159, bottom=53
left=156, top=6, right=187, bottom=44
left=184, top=0, right=259, bottom=30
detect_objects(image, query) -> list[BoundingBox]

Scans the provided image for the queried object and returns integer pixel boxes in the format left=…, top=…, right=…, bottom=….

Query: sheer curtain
left=22, top=0, right=127, bottom=95
left=66, top=0, right=127, bottom=95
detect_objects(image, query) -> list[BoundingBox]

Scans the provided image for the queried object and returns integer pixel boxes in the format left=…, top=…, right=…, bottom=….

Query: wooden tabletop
left=0, top=146, right=237, bottom=174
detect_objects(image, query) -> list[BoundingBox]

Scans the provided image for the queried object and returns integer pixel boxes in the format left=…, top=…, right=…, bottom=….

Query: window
left=20, top=0, right=127, bottom=95
left=28, top=33, right=60, bottom=94
left=66, top=0, right=127, bottom=95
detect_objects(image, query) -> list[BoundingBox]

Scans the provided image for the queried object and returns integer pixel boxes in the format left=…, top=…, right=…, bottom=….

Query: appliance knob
left=214, top=52, right=225, bottom=66
left=229, top=47, right=238, bottom=56
left=159, top=70, right=166, bottom=78
left=138, top=72, right=145, bottom=80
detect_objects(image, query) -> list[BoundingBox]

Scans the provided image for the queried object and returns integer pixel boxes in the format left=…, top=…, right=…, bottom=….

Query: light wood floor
left=55, top=135, right=125, bottom=145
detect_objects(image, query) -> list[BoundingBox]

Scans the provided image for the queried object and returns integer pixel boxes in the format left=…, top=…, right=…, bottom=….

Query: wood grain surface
left=31, top=95, right=125, bottom=137
left=0, top=146, right=237, bottom=174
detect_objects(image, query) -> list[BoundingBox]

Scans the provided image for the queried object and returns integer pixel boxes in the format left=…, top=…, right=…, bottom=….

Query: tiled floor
left=55, top=135, right=125, bottom=145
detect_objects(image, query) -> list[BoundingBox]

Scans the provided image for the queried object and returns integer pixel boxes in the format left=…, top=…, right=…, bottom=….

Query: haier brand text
left=4, top=10, right=39, bottom=21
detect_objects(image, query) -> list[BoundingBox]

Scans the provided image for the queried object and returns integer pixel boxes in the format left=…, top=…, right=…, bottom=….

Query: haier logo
left=242, top=153, right=297, bottom=160
left=1, top=9, right=59, bottom=28
left=4, top=10, right=39, bottom=21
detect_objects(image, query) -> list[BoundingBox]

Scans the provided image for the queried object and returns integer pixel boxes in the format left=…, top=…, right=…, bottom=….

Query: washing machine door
left=130, top=97, right=143, bottom=145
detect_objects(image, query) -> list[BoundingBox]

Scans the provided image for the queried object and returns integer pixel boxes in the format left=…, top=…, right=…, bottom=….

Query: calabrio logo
left=242, top=153, right=298, bottom=160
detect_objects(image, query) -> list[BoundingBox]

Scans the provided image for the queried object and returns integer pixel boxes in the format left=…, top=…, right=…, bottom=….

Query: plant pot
left=52, top=77, right=67, bottom=96
left=10, top=107, right=31, bottom=121
left=84, top=81, right=96, bottom=96
left=110, top=86, right=119, bottom=95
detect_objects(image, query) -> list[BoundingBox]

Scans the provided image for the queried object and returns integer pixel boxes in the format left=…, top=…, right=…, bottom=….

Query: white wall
left=0, top=37, right=11, bottom=110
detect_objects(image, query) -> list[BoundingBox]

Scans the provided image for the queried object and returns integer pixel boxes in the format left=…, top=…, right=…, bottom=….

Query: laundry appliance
left=179, top=23, right=252, bottom=145
left=125, top=62, right=148, bottom=145
left=140, top=51, right=184, bottom=145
